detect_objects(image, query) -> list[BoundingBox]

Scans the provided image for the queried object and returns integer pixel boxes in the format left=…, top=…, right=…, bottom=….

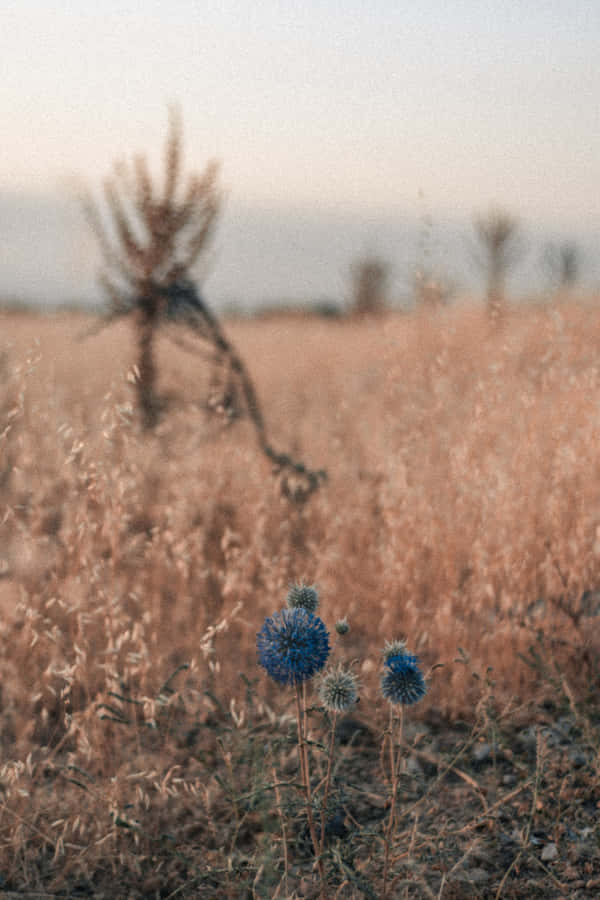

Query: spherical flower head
left=335, top=617, right=350, bottom=636
left=319, top=665, right=359, bottom=713
left=257, top=608, right=330, bottom=686
left=381, top=653, right=427, bottom=706
left=382, top=639, right=408, bottom=663
left=285, top=583, right=320, bottom=614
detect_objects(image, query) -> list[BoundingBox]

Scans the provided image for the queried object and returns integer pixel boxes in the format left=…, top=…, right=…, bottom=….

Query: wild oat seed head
left=285, top=582, right=320, bottom=614
left=335, top=617, right=350, bottom=636
left=257, top=608, right=330, bottom=686
left=382, top=638, right=408, bottom=663
left=319, top=665, right=359, bottom=713
left=381, top=653, right=427, bottom=706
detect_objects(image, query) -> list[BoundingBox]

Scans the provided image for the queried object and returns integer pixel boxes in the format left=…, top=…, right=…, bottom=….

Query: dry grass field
left=1, top=302, right=600, bottom=897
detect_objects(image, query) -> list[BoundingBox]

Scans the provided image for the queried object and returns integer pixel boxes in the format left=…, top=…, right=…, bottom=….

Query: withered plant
left=84, top=109, right=325, bottom=499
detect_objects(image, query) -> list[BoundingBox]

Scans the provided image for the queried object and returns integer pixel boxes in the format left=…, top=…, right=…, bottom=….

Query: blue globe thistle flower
left=257, top=608, right=330, bottom=686
left=285, top=583, right=320, bottom=614
left=381, top=653, right=427, bottom=706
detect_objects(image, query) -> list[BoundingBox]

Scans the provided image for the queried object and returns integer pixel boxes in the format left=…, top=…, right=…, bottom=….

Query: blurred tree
left=351, top=256, right=388, bottom=315
left=543, top=241, right=581, bottom=294
left=82, top=109, right=325, bottom=501
left=473, top=207, right=522, bottom=321
left=83, top=107, right=219, bottom=428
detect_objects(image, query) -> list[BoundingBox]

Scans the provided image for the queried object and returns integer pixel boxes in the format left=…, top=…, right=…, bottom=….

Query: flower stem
left=271, top=765, right=289, bottom=897
left=319, top=711, right=338, bottom=858
left=382, top=704, right=404, bottom=897
left=295, top=683, right=327, bottom=898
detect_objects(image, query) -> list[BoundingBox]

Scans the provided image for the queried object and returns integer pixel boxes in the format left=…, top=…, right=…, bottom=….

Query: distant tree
left=543, top=241, right=581, bottom=294
left=473, top=207, right=522, bottom=321
left=82, top=109, right=325, bottom=501
left=351, top=256, right=389, bottom=315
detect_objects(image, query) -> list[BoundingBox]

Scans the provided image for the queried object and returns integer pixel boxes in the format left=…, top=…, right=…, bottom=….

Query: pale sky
left=2, top=1, right=600, bottom=305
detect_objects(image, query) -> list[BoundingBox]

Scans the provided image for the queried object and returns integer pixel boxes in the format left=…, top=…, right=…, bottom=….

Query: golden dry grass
left=1, top=302, right=600, bottom=894
left=3, top=304, right=600, bottom=715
